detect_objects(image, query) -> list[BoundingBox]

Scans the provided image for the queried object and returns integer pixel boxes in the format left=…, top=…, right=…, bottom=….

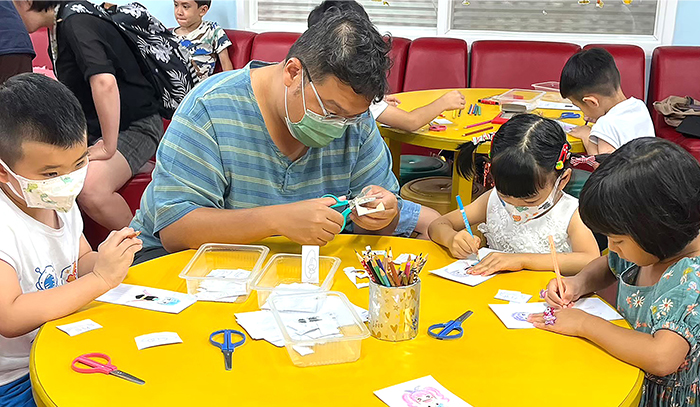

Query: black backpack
left=57, top=1, right=199, bottom=119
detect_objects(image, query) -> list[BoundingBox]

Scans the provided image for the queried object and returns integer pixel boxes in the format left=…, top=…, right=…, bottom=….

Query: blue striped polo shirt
left=131, top=61, right=420, bottom=250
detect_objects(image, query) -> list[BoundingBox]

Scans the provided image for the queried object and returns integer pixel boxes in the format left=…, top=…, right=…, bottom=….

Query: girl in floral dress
left=531, top=138, right=700, bottom=406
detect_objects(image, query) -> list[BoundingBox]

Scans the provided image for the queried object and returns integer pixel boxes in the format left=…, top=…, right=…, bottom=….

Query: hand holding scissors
left=322, top=194, right=376, bottom=230
left=71, top=353, right=145, bottom=385
left=428, top=310, right=473, bottom=340
left=210, top=329, right=246, bottom=371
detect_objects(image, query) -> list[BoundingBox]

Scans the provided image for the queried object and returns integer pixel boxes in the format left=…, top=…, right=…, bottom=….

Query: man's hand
left=277, top=197, right=345, bottom=245
left=349, top=185, right=398, bottom=231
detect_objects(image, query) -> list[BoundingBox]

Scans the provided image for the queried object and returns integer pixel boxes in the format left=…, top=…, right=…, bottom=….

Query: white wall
left=139, top=0, right=237, bottom=29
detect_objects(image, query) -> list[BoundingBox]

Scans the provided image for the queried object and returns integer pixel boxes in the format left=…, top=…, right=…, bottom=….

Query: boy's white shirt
left=369, top=100, right=389, bottom=119
left=0, top=190, right=82, bottom=386
left=589, top=97, right=655, bottom=149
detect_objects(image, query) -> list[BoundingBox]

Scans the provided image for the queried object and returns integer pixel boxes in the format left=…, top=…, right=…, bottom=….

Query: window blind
left=450, top=0, right=658, bottom=35
left=257, top=0, right=438, bottom=29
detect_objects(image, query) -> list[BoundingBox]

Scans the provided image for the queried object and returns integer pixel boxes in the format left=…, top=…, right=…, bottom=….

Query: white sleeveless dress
left=477, top=189, right=579, bottom=254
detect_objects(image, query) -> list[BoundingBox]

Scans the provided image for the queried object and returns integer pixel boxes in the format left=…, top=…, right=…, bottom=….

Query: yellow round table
left=379, top=89, right=587, bottom=209
left=30, top=236, right=641, bottom=406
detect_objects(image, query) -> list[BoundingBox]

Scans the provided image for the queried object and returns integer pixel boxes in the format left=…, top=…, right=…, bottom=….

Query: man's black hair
left=457, top=114, right=570, bottom=198
left=27, top=0, right=62, bottom=12
left=287, top=10, right=390, bottom=103
left=0, top=74, right=87, bottom=167
left=560, top=48, right=622, bottom=101
left=580, top=138, right=700, bottom=260
left=308, top=0, right=370, bottom=28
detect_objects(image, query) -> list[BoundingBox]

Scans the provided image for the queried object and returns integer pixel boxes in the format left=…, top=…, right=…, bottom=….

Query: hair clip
left=555, top=143, right=571, bottom=170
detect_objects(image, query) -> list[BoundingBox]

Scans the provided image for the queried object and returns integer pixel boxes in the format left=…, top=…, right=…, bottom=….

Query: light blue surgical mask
left=284, top=69, right=362, bottom=148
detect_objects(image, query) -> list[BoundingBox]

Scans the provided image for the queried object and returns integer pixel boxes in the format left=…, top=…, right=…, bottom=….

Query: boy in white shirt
left=560, top=48, right=654, bottom=154
left=0, top=74, right=142, bottom=406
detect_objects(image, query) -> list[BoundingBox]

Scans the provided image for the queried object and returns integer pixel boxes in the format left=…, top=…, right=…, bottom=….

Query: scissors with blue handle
left=428, top=310, right=473, bottom=340
left=557, top=112, right=581, bottom=120
left=322, top=194, right=376, bottom=230
left=210, top=329, right=246, bottom=371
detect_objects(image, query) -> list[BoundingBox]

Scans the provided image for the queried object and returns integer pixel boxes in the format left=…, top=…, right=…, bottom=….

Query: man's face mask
left=284, top=67, right=364, bottom=148
left=497, top=176, right=562, bottom=225
left=0, top=159, right=88, bottom=213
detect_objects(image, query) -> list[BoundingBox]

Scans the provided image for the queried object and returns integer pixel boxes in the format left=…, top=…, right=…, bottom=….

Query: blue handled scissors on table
left=322, top=194, right=376, bottom=230
left=428, top=310, right=474, bottom=340
left=556, top=112, right=581, bottom=120
left=209, top=329, right=246, bottom=370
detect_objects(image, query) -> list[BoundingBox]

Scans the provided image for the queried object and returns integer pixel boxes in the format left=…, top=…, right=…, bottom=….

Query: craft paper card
left=374, top=375, right=473, bottom=407
left=344, top=266, right=369, bottom=289
left=96, top=283, right=196, bottom=314
left=134, top=332, right=183, bottom=350
left=428, top=248, right=501, bottom=287
left=536, top=100, right=581, bottom=111
left=56, top=319, right=102, bottom=337
left=432, top=118, right=454, bottom=126
left=195, top=268, right=250, bottom=302
left=356, top=202, right=386, bottom=216
left=489, top=298, right=622, bottom=329
left=302, top=245, right=320, bottom=284
left=494, top=289, right=532, bottom=303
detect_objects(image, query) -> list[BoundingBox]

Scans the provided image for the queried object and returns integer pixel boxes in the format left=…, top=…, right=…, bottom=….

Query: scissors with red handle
left=71, top=353, right=145, bottom=385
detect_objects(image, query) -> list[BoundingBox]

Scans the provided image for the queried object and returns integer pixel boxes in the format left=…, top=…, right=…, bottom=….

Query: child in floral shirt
left=532, top=138, right=700, bottom=406
left=173, top=0, right=232, bottom=79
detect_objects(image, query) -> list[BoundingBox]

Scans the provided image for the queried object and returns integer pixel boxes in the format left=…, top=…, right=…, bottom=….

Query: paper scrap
left=393, top=253, right=416, bottom=264
left=56, top=319, right=102, bottom=337
left=134, top=332, right=183, bottom=350
left=195, top=268, right=250, bottom=302
left=537, top=100, right=581, bottom=111
left=489, top=298, right=622, bottom=329
left=374, top=375, right=473, bottom=407
left=302, top=245, right=320, bottom=284
left=555, top=119, right=577, bottom=133
left=96, top=283, right=196, bottom=314
left=495, top=289, right=532, bottom=303
left=356, top=202, right=386, bottom=216
left=293, top=345, right=315, bottom=356
left=433, top=118, right=454, bottom=126
left=344, top=266, right=369, bottom=289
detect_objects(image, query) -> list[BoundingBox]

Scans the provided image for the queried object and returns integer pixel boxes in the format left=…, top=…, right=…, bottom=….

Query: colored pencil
left=465, top=120, right=492, bottom=129
left=547, top=235, right=565, bottom=301
left=456, top=195, right=473, bottom=236
left=463, top=126, right=493, bottom=137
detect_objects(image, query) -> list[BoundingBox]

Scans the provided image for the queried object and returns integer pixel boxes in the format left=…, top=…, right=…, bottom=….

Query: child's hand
left=449, top=230, right=481, bottom=259
left=569, top=125, right=592, bottom=142
left=438, top=90, right=466, bottom=111
left=93, top=227, right=143, bottom=289
left=384, top=95, right=401, bottom=107
left=527, top=308, right=590, bottom=337
left=542, top=276, right=582, bottom=308
left=468, top=252, right=523, bottom=276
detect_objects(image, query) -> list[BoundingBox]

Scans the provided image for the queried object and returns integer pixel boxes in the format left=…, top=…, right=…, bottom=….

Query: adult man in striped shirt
left=131, top=11, right=423, bottom=263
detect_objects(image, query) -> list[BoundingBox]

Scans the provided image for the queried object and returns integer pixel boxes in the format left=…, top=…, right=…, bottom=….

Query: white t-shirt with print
left=589, top=97, right=654, bottom=149
left=0, top=190, right=82, bottom=386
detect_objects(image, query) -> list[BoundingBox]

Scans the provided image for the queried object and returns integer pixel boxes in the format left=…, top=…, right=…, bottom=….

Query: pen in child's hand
left=547, top=235, right=566, bottom=305
left=456, top=195, right=473, bottom=236
left=128, top=231, right=141, bottom=239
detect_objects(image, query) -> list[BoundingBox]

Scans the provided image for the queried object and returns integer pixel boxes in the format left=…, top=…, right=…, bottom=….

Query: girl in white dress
left=429, top=114, right=599, bottom=276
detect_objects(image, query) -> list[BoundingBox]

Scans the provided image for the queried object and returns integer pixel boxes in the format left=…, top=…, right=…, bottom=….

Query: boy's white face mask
left=0, top=159, right=88, bottom=213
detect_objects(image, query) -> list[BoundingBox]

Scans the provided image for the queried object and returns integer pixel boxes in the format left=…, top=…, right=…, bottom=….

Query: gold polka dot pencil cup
left=368, top=279, right=421, bottom=341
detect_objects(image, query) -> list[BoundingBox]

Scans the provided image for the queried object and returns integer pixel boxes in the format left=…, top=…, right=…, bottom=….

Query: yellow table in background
left=30, top=235, right=641, bottom=407
left=379, top=89, right=586, bottom=209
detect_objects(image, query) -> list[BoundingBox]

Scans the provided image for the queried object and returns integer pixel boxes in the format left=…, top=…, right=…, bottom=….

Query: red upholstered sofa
left=648, top=46, right=700, bottom=160
left=27, top=27, right=696, bottom=246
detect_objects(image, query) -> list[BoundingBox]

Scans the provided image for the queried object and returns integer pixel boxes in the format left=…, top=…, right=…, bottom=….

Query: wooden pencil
left=547, top=235, right=565, bottom=299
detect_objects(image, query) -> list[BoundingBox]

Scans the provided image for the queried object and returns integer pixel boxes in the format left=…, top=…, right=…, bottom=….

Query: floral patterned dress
left=610, top=252, right=700, bottom=406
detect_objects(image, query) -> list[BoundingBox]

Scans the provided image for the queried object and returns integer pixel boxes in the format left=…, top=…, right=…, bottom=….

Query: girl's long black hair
left=456, top=114, right=570, bottom=198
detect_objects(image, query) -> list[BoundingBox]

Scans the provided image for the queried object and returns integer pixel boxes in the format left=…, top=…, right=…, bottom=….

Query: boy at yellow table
left=561, top=48, right=654, bottom=155
left=532, top=138, right=700, bottom=407
left=0, top=74, right=142, bottom=407
left=428, top=114, right=599, bottom=276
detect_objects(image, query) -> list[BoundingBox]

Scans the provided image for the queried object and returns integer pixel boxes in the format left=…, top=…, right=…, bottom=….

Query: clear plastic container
left=495, top=89, right=545, bottom=111
left=531, top=81, right=560, bottom=92
left=179, top=243, right=269, bottom=303
left=251, top=253, right=341, bottom=308
left=268, top=291, right=370, bottom=367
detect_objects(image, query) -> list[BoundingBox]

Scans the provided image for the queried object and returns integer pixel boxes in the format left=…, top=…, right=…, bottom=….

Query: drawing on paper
left=402, top=386, right=450, bottom=407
